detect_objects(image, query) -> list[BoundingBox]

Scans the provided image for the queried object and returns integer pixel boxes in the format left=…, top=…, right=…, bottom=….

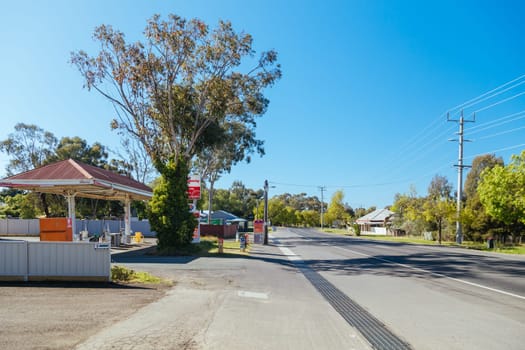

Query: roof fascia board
left=1, top=179, right=96, bottom=186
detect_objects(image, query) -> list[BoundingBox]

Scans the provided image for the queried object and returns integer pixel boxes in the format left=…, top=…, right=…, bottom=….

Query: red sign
left=187, top=174, right=201, bottom=199
left=254, top=219, right=264, bottom=234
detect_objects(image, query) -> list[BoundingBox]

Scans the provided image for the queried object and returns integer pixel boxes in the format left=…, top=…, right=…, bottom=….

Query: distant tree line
left=3, top=127, right=523, bottom=246
left=391, top=152, right=525, bottom=244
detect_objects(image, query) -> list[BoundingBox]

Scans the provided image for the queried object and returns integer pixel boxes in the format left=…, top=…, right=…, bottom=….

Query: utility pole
left=263, top=179, right=269, bottom=245
left=319, top=186, right=326, bottom=230
left=448, top=110, right=474, bottom=244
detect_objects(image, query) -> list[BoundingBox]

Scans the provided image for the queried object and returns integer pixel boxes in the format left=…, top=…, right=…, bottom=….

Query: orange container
left=40, top=218, right=73, bottom=241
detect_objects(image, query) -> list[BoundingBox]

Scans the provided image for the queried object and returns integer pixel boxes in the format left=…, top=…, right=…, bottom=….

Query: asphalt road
left=278, top=228, right=525, bottom=350
left=76, top=238, right=371, bottom=350
left=3, top=231, right=523, bottom=349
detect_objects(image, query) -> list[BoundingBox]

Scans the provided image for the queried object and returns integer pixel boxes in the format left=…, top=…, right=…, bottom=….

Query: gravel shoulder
left=0, top=282, right=169, bottom=350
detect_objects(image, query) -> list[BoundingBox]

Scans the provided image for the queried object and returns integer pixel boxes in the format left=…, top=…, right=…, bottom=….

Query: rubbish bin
left=487, top=237, right=494, bottom=249
left=111, top=233, right=120, bottom=247
left=240, top=234, right=246, bottom=251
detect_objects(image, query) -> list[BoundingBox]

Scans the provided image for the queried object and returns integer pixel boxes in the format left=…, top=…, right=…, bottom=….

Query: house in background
left=200, top=210, right=249, bottom=237
left=356, top=208, right=394, bottom=235
left=200, top=210, right=247, bottom=225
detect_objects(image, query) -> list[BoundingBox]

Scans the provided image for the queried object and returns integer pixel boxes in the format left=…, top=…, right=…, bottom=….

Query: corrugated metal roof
left=202, top=210, right=245, bottom=221
left=356, top=208, right=394, bottom=224
left=0, top=159, right=152, bottom=200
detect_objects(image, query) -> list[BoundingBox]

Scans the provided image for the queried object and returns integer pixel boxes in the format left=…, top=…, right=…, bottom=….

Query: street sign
left=254, top=220, right=264, bottom=233
left=187, top=174, right=201, bottom=199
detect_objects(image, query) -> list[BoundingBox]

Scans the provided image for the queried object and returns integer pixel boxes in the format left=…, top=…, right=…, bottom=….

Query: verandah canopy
left=0, top=159, right=153, bottom=238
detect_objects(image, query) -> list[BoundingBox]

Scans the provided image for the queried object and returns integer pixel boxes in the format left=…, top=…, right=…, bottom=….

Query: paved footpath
left=75, top=234, right=371, bottom=350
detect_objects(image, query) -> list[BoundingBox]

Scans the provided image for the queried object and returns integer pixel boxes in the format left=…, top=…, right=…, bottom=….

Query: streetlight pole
left=319, top=186, right=326, bottom=230
left=263, top=179, right=269, bottom=245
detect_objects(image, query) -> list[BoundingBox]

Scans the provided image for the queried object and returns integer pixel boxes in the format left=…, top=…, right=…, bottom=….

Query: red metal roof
left=0, top=159, right=152, bottom=200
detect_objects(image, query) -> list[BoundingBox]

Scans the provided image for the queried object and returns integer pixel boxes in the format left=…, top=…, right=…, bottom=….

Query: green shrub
left=111, top=265, right=164, bottom=284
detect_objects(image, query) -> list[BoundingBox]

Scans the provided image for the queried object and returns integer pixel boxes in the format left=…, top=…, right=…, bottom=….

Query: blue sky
left=1, top=0, right=525, bottom=208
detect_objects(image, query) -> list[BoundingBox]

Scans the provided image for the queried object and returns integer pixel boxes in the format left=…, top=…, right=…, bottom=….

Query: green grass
left=320, top=229, right=525, bottom=255
left=355, top=234, right=455, bottom=246
left=155, top=239, right=215, bottom=256
left=462, top=241, right=525, bottom=254
left=203, top=236, right=251, bottom=255
left=321, top=228, right=351, bottom=235
left=111, top=265, right=169, bottom=284
left=153, top=236, right=250, bottom=256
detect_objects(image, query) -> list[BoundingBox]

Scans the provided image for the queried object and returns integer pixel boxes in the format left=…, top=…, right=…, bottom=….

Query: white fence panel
left=132, top=220, right=155, bottom=237
left=0, top=241, right=27, bottom=276
left=0, top=241, right=110, bottom=281
left=361, top=227, right=388, bottom=235
left=0, top=219, right=39, bottom=235
left=28, top=242, right=110, bottom=278
left=372, top=227, right=387, bottom=235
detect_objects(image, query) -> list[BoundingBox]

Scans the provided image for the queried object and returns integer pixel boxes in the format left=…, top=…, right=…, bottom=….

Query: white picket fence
left=0, top=241, right=110, bottom=282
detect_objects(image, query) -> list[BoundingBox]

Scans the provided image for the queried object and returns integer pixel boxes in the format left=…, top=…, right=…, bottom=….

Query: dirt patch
left=0, top=282, right=169, bottom=350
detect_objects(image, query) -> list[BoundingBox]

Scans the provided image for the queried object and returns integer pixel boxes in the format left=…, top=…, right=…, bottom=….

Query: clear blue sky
left=1, top=0, right=525, bottom=208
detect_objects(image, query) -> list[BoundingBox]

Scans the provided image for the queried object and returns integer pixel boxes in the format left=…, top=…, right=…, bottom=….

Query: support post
left=263, top=180, right=269, bottom=245
left=66, top=192, right=77, bottom=241
left=124, top=195, right=131, bottom=238
left=448, top=111, right=474, bottom=244
left=319, top=186, right=326, bottom=229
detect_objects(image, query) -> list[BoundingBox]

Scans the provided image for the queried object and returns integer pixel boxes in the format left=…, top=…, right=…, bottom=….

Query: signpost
left=188, top=174, right=201, bottom=243
left=187, top=174, right=201, bottom=200
left=253, top=219, right=264, bottom=244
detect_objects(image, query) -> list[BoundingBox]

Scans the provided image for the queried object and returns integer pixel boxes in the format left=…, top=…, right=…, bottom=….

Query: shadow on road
left=0, top=281, right=155, bottom=289
left=109, top=231, right=525, bottom=287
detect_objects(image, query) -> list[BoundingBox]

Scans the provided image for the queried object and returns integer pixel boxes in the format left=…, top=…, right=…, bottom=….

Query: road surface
left=72, top=228, right=525, bottom=349
left=279, top=227, right=525, bottom=350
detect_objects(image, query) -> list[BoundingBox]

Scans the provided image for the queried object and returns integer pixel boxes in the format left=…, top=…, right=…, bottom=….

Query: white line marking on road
left=279, top=246, right=302, bottom=261
left=334, top=246, right=525, bottom=301
left=237, top=291, right=269, bottom=300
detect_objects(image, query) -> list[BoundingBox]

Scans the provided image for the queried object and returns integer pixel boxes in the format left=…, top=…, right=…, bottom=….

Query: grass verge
left=153, top=236, right=251, bottom=256
left=321, top=229, right=525, bottom=255
left=111, top=265, right=170, bottom=284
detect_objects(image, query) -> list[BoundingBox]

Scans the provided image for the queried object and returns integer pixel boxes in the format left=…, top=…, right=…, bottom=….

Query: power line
left=464, top=143, right=525, bottom=160
left=375, top=74, right=525, bottom=186
left=383, top=116, right=446, bottom=168
left=465, top=110, right=525, bottom=134
left=269, top=181, right=318, bottom=188
left=268, top=156, right=455, bottom=191
left=460, top=79, right=525, bottom=111
left=475, top=125, right=525, bottom=141
left=383, top=78, right=525, bottom=181
left=447, top=73, right=525, bottom=114
left=473, top=91, right=525, bottom=114
left=269, top=75, right=525, bottom=206
left=384, top=125, right=456, bottom=180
